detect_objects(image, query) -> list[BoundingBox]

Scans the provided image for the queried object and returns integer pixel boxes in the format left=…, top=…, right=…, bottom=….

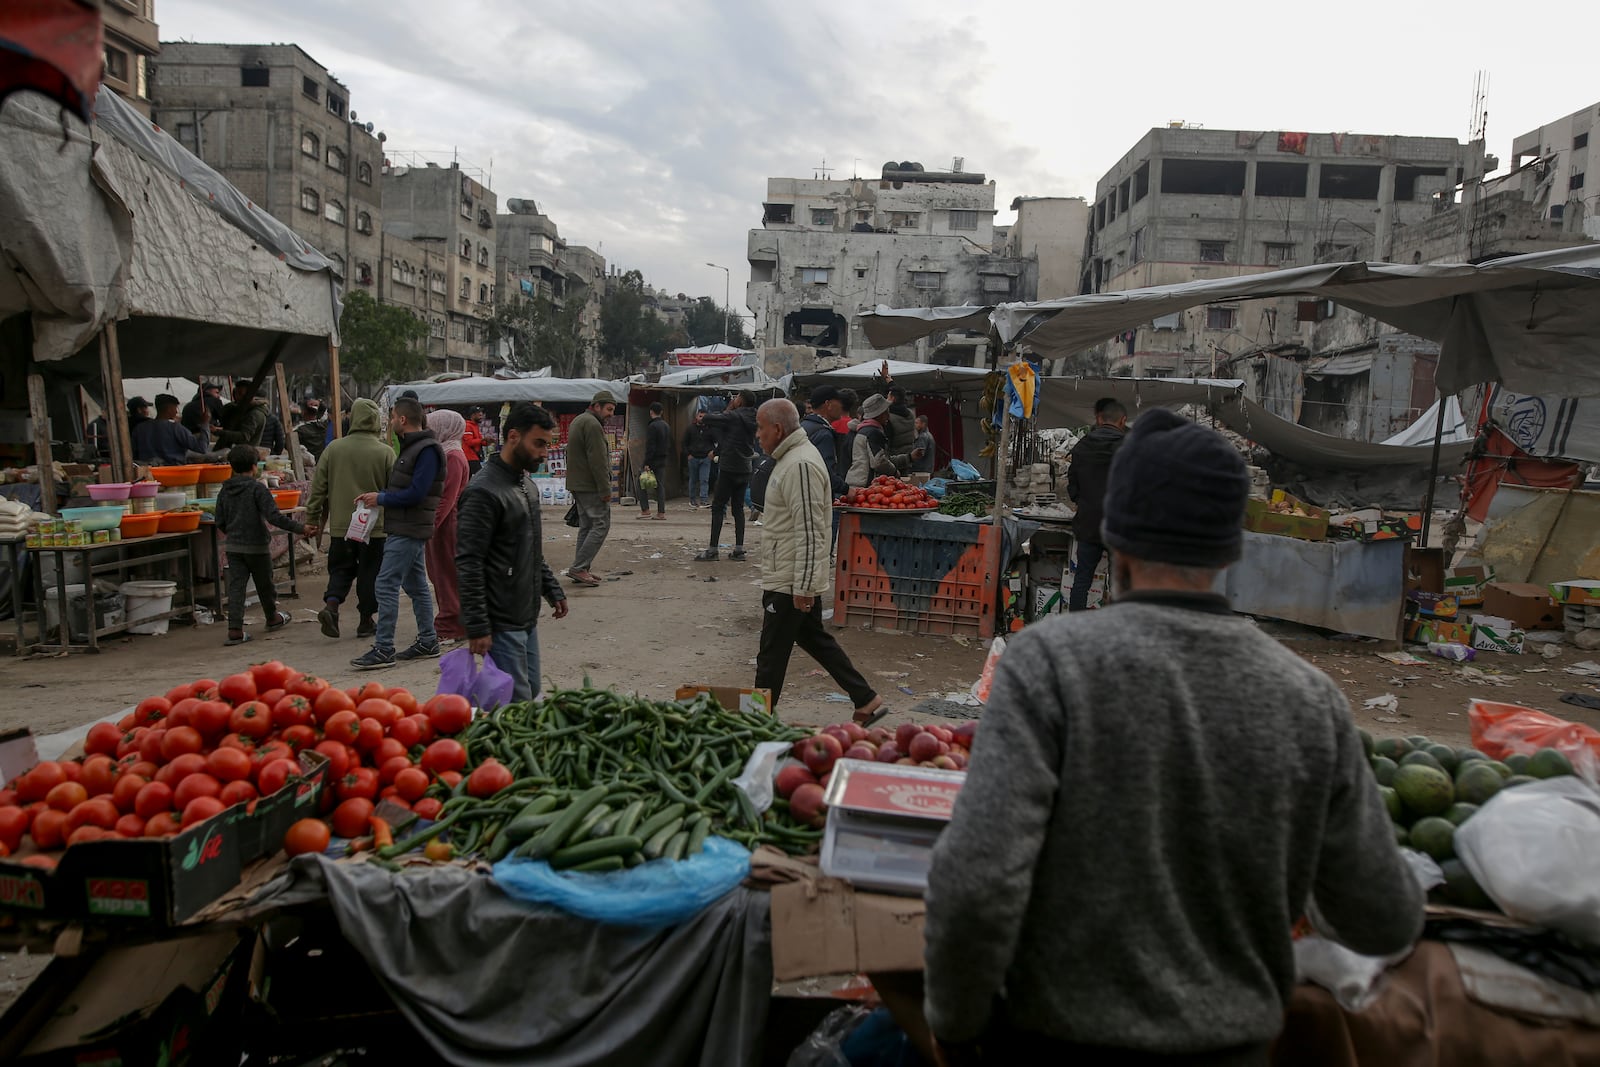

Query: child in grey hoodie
left=213, top=445, right=313, bottom=645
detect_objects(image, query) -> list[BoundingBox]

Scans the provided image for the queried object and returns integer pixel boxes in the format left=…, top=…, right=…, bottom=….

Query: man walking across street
left=638, top=401, right=671, bottom=520
left=1065, top=397, right=1128, bottom=612
left=456, top=403, right=569, bottom=702
left=566, top=390, right=616, bottom=587
left=910, top=414, right=937, bottom=485
left=683, top=407, right=717, bottom=508
left=695, top=390, right=759, bottom=562
left=350, top=397, right=445, bottom=669
left=752, top=399, right=883, bottom=723
left=307, top=399, right=394, bottom=641
left=922, top=410, right=1423, bottom=1065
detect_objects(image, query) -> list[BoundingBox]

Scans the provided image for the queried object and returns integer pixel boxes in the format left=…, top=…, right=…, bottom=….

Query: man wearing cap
left=844, top=393, right=899, bottom=488
left=565, top=390, right=617, bottom=586
left=1066, top=397, right=1128, bottom=611
left=922, top=410, right=1424, bottom=1065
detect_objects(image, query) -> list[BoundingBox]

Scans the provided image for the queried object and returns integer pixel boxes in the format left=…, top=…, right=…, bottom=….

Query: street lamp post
left=706, top=262, right=730, bottom=346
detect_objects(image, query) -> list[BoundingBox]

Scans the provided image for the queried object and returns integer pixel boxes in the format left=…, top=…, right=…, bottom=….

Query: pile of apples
left=775, top=720, right=978, bottom=827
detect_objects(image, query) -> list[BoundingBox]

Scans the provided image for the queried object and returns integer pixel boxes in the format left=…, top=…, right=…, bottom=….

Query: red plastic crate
left=832, top=513, right=1000, bottom=636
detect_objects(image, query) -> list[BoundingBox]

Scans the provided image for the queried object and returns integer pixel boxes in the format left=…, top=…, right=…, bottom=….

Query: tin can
left=92, top=529, right=111, bottom=544
left=25, top=532, right=39, bottom=548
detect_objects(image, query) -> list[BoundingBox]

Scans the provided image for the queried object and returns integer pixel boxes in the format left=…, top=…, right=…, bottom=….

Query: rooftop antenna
left=852, top=158, right=860, bottom=179
left=814, top=157, right=831, bottom=180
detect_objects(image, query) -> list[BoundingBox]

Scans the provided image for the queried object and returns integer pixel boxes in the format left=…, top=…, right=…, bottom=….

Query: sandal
left=225, top=631, right=252, bottom=646
left=266, top=611, right=292, bottom=632
left=852, top=697, right=889, bottom=727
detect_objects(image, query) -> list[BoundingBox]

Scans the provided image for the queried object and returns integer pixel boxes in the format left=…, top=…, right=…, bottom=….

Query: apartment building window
left=911, top=271, right=942, bottom=290
left=460, top=198, right=473, bottom=220
left=1198, top=240, right=1228, bottom=263
left=300, top=187, right=319, bottom=213
left=357, top=161, right=372, bottom=184
left=459, top=277, right=471, bottom=300
left=103, top=47, right=128, bottom=82
left=477, top=246, right=489, bottom=267
left=980, top=273, right=1012, bottom=294
left=948, top=210, right=978, bottom=231
left=135, top=55, right=147, bottom=99
left=888, top=211, right=921, bottom=230
left=1571, top=172, right=1586, bottom=191
left=326, top=146, right=346, bottom=174
left=855, top=268, right=868, bottom=278
left=302, top=76, right=319, bottom=102
left=763, top=203, right=794, bottom=224
left=391, top=260, right=404, bottom=283
left=1117, top=180, right=1131, bottom=213
left=530, top=234, right=554, bottom=254
left=479, top=283, right=489, bottom=304
left=356, top=262, right=373, bottom=286
left=1134, top=162, right=1150, bottom=202
left=1575, top=133, right=1589, bottom=151
left=355, top=210, right=372, bottom=234
left=460, top=238, right=472, bottom=259
left=1131, top=227, right=1146, bottom=264
left=478, top=208, right=492, bottom=229
left=430, top=272, right=446, bottom=294
left=811, top=208, right=837, bottom=227
left=1264, top=242, right=1296, bottom=265
left=301, top=131, right=319, bottom=159
left=798, top=267, right=831, bottom=285
left=241, top=66, right=270, bottom=87
left=327, top=92, right=346, bottom=118
left=1551, top=204, right=1566, bottom=221
left=1206, top=306, right=1237, bottom=330
left=324, top=199, right=346, bottom=225
left=856, top=210, right=871, bottom=224
left=431, top=316, right=446, bottom=338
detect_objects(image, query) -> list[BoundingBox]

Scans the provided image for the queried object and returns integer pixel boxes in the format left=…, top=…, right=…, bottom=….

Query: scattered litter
left=611, top=570, right=634, bottom=576
left=647, top=553, right=662, bottom=559
left=1524, top=668, right=1550, bottom=674
left=1362, top=694, right=1400, bottom=714
left=703, top=576, right=717, bottom=583
left=193, top=606, right=215, bottom=625
left=806, top=669, right=827, bottom=677
left=1540, top=644, right=1562, bottom=660
left=951, top=636, right=971, bottom=647
left=821, top=609, right=834, bottom=621
left=1459, top=667, right=1512, bottom=687
left=1561, top=692, right=1600, bottom=711
left=937, top=693, right=982, bottom=709
left=1373, top=716, right=1406, bottom=724
left=1565, top=661, right=1600, bottom=677
left=1377, top=651, right=1427, bottom=666
left=823, top=693, right=851, bottom=704
left=746, top=658, right=758, bottom=666
left=897, top=686, right=915, bottom=696
left=1524, top=630, right=1565, bottom=644
left=1427, top=642, right=1474, bottom=662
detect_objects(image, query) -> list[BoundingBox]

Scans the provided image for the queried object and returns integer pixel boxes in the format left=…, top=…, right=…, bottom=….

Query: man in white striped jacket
left=753, top=399, right=883, bottom=722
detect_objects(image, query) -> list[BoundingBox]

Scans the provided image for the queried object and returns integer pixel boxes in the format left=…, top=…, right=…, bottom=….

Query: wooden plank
left=245, top=335, right=288, bottom=401
left=328, top=338, right=342, bottom=440
left=99, top=325, right=134, bottom=481
left=276, top=374, right=306, bottom=482
left=27, top=373, right=57, bottom=515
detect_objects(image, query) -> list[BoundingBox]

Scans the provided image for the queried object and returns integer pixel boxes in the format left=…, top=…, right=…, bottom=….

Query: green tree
left=682, top=296, right=753, bottom=349
left=338, top=289, right=429, bottom=392
left=489, top=294, right=589, bottom=378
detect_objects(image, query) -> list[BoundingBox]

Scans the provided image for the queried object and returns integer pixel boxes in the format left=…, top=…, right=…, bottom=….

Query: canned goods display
left=92, top=529, right=111, bottom=543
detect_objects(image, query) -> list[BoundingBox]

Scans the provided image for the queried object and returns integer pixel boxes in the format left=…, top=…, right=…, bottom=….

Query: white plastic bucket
left=43, top=583, right=86, bottom=638
left=122, top=580, right=177, bottom=635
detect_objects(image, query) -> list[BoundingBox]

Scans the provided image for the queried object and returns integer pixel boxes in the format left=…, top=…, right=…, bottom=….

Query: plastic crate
left=832, top=513, right=1000, bottom=636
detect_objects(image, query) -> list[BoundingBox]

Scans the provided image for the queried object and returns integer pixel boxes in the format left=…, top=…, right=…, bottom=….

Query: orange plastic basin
left=271, top=489, right=302, bottom=509
left=196, top=464, right=233, bottom=484
left=157, top=510, right=203, bottom=533
left=120, top=513, right=162, bottom=537
left=148, top=465, right=202, bottom=487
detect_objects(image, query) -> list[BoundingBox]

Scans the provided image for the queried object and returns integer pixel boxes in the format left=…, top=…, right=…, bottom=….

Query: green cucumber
left=522, top=784, right=609, bottom=860
left=570, top=856, right=625, bottom=873
left=613, top=799, right=646, bottom=839
left=635, top=802, right=685, bottom=843
left=549, top=834, right=644, bottom=870
left=642, top=817, right=684, bottom=860
left=663, top=830, right=689, bottom=862
left=686, top=814, right=711, bottom=855
left=570, top=802, right=612, bottom=845
left=503, top=795, right=561, bottom=843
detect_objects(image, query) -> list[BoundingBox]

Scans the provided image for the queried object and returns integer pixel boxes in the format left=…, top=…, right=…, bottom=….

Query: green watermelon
left=1528, top=748, right=1575, bottom=779
left=1408, top=816, right=1457, bottom=861
left=1393, top=763, right=1454, bottom=819
left=1454, top=763, right=1503, bottom=806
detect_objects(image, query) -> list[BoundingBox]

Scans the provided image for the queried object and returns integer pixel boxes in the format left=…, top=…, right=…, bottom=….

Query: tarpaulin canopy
left=385, top=375, right=627, bottom=407
left=859, top=247, right=1600, bottom=398
left=644, top=365, right=784, bottom=392
left=796, top=358, right=989, bottom=396
left=1383, top=397, right=1471, bottom=447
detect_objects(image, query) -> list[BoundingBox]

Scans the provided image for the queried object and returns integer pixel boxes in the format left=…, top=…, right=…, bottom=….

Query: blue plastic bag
left=949, top=459, right=981, bottom=481
left=436, top=647, right=516, bottom=709
left=492, top=836, right=751, bottom=927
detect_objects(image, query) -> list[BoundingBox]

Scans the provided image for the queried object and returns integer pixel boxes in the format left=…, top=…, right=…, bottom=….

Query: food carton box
left=1548, top=580, right=1600, bottom=607
left=819, top=760, right=965, bottom=896
left=769, top=878, right=929, bottom=981
left=1405, top=590, right=1460, bottom=620
left=1445, top=565, right=1493, bottom=606
left=1406, top=618, right=1472, bottom=645
left=1243, top=492, right=1328, bottom=541
left=675, top=684, right=774, bottom=716
left=1471, top=616, right=1526, bottom=655
left=1482, top=582, right=1563, bottom=631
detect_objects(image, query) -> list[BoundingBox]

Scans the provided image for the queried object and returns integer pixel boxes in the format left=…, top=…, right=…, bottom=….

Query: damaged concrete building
left=494, top=200, right=607, bottom=375
left=746, top=161, right=1037, bottom=367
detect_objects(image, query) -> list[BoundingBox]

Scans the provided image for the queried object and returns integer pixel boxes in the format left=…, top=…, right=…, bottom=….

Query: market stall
left=624, top=366, right=784, bottom=502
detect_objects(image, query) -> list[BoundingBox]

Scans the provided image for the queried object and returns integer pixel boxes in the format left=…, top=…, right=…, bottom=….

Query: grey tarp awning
left=858, top=247, right=1600, bottom=397
left=386, top=376, right=628, bottom=407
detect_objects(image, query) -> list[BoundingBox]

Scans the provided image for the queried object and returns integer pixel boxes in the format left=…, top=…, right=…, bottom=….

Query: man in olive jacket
left=456, top=403, right=569, bottom=702
left=306, top=398, right=394, bottom=640
left=565, top=390, right=616, bottom=586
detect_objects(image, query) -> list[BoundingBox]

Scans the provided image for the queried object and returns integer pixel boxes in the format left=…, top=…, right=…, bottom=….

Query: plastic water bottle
left=1427, top=642, right=1475, bottom=662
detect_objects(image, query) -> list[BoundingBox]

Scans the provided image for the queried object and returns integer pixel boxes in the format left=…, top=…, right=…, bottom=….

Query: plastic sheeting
left=1382, top=397, right=1471, bottom=447
left=385, top=376, right=628, bottom=407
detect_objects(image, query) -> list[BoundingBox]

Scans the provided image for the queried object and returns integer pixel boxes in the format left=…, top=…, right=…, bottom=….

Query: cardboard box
left=1405, top=547, right=1446, bottom=593
left=1471, top=616, right=1526, bottom=655
left=769, top=878, right=928, bottom=981
left=1482, top=582, right=1563, bottom=631
left=1243, top=493, right=1328, bottom=541
left=1405, top=590, right=1460, bottom=620
left=1445, top=565, right=1493, bottom=606
left=675, top=684, right=773, bottom=716
left=1549, top=580, right=1600, bottom=607
left=1405, top=618, right=1472, bottom=646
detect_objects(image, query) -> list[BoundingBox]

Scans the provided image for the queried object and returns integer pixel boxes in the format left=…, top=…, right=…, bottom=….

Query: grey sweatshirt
left=922, top=591, right=1423, bottom=1051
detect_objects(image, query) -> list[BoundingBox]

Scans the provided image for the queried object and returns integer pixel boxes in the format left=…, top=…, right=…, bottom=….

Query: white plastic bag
left=1296, top=849, right=1438, bottom=1011
left=1456, top=777, right=1600, bottom=946
left=345, top=502, right=375, bottom=543
left=732, top=740, right=793, bottom=813
left=972, top=635, right=1006, bottom=704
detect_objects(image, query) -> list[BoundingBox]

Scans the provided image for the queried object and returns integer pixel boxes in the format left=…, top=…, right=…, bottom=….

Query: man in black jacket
left=695, top=391, right=759, bottom=561
left=1065, top=397, right=1128, bottom=612
left=638, top=401, right=671, bottom=519
left=682, top=408, right=717, bottom=508
left=456, top=402, right=568, bottom=702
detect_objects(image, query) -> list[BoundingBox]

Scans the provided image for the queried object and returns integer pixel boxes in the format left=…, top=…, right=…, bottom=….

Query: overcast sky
left=161, top=0, right=1596, bottom=311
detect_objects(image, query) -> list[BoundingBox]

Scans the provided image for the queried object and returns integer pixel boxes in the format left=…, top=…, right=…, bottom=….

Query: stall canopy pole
left=27, top=372, right=58, bottom=516
left=99, top=325, right=134, bottom=482
left=1418, top=390, right=1449, bottom=549
left=276, top=375, right=306, bottom=482
left=329, top=339, right=343, bottom=440
left=990, top=405, right=1013, bottom=526
left=246, top=335, right=290, bottom=403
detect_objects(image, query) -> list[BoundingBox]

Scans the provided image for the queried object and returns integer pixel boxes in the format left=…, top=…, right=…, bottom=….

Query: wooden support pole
left=27, top=373, right=58, bottom=515
left=990, top=405, right=1013, bottom=526
left=99, top=326, right=134, bottom=482
left=328, top=338, right=343, bottom=440
left=276, top=374, right=306, bottom=482
left=246, top=336, right=289, bottom=401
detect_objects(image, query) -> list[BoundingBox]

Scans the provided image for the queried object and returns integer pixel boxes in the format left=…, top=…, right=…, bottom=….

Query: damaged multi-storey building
left=494, top=200, right=607, bottom=376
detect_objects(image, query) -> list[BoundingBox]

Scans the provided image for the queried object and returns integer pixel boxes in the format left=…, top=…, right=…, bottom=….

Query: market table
left=26, top=530, right=199, bottom=653
left=1219, top=532, right=1406, bottom=641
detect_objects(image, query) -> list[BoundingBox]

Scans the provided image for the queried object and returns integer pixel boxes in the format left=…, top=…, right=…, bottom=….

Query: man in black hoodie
left=695, top=391, right=758, bottom=561
left=1065, top=398, right=1127, bottom=612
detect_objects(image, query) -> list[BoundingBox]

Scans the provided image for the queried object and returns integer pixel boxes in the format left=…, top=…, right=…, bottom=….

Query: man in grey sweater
left=923, top=409, right=1423, bottom=1065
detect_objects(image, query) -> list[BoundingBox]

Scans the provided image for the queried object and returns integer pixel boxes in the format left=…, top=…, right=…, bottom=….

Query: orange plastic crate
left=831, top=513, right=1000, bottom=637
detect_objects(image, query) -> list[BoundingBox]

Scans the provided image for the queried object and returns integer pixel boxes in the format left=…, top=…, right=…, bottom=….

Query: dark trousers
left=225, top=551, right=276, bottom=630
left=708, top=471, right=749, bottom=548
left=323, top=535, right=385, bottom=619
left=755, top=591, right=875, bottom=708
left=639, top=462, right=667, bottom=513
left=1069, top=539, right=1106, bottom=612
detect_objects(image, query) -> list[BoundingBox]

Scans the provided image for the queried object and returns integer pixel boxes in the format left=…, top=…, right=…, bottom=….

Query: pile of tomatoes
left=0, top=659, right=479, bottom=869
left=836, top=476, right=938, bottom=511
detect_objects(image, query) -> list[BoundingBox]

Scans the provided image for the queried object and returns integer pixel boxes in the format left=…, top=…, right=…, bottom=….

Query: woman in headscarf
left=425, top=409, right=472, bottom=643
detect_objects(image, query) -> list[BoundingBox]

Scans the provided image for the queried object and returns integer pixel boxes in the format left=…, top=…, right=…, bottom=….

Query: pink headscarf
left=428, top=409, right=466, bottom=454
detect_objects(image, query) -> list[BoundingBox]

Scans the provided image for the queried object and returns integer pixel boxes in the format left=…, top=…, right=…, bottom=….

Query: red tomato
left=134, top=780, right=175, bottom=819
left=383, top=794, right=412, bottom=812
left=205, top=747, right=254, bottom=783
left=355, top=681, right=389, bottom=703
left=166, top=697, right=202, bottom=730
left=412, top=796, right=444, bottom=820
left=356, top=699, right=400, bottom=730
left=163, top=752, right=208, bottom=785
left=116, top=728, right=145, bottom=760
left=115, top=813, right=146, bottom=838
left=181, top=796, right=226, bottom=828
left=312, top=741, right=350, bottom=781
left=289, top=673, right=330, bottom=701
left=372, top=738, right=407, bottom=765
left=80, top=755, right=118, bottom=797
left=280, top=724, right=318, bottom=752
left=66, top=797, right=118, bottom=832
left=62, top=761, right=84, bottom=784
left=127, top=759, right=159, bottom=780
left=249, top=659, right=293, bottom=693
left=353, top=717, right=384, bottom=752
left=258, top=688, right=286, bottom=710
left=256, top=758, right=299, bottom=798
left=138, top=728, right=167, bottom=764
left=134, top=695, right=172, bottom=725
left=283, top=818, right=330, bottom=856
left=68, top=824, right=111, bottom=845
left=173, top=773, right=221, bottom=810
left=164, top=683, right=193, bottom=704
left=466, top=759, right=514, bottom=798
left=436, top=770, right=462, bottom=788
left=273, top=694, right=314, bottom=728
left=18, top=761, right=67, bottom=803
left=219, top=780, right=258, bottom=807
left=193, top=700, right=234, bottom=739
left=217, top=672, right=258, bottom=706
left=0, top=806, right=30, bottom=851
left=389, top=716, right=425, bottom=750
left=229, top=701, right=274, bottom=740
left=323, top=710, right=361, bottom=746
left=110, top=774, right=148, bottom=814
left=334, top=768, right=379, bottom=802
left=253, top=740, right=294, bottom=769
left=218, top=732, right=256, bottom=753
left=425, top=694, right=473, bottom=736
left=377, top=756, right=412, bottom=785
left=388, top=689, right=420, bottom=716
left=144, top=812, right=182, bottom=837
left=0, top=789, right=16, bottom=809
left=189, top=678, right=219, bottom=700
left=160, top=726, right=205, bottom=762
left=313, top=687, right=356, bottom=725
left=420, top=739, right=468, bottom=775
left=392, top=767, right=430, bottom=802
left=31, top=809, right=70, bottom=848
left=85, top=722, right=123, bottom=757
left=331, top=797, right=374, bottom=839
left=46, top=781, right=89, bottom=812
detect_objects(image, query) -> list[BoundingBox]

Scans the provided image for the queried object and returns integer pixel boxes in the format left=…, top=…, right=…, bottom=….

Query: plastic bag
left=436, top=647, right=476, bottom=700
left=1456, top=776, right=1600, bottom=946
left=1297, top=849, right=1438, bottom=1011
left=1469, top=698, right=1600, bottom=787
left=492, top=835, right=751, bottom=927
left=438, top=647, right=517, bottom=709
left=972, top=635, right=1006, bottom=704
left=472, top=655, right=515, bottom=710
left=345, top=502, right=375, bottom=543
left=786, top=1004, right=871, bottom=1067
left=949, top=458, right=981, bottom=481
left=732, top=740, right=794, bottom=813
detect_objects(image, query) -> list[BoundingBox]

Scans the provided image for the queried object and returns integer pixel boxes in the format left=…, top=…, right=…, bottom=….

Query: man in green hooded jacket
left=305, top=398, right=395, bottom=638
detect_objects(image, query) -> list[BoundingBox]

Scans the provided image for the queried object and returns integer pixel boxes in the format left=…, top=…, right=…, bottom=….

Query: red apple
left=907, top=732, right=942, bottom=763
left=931, top=755, right=959, bottom=770
left=895, top=757, right=915, bottom=765
left=790, top=783, right=827, bottom=828
left=929, top=725, right=953, bottom=744
left=895, top=723, right=925, bottom=750
left=775, top=764, right=818, bottom=800
left=948, top=750, right=968, bottom=770
left=866, top=727, right=893, bottom=746
left=952, top=722, right=978, bottom=749
left=822, top=724, right=853, bottom=748
left=938, top=741, right=951, bottom=756
left=840, top=722, right=868, bottom=744
left=802, top=733, right=844, bottom=776
left=843, top=743, right=877, bottom=763
left=875, top=743, right=901, bottom=763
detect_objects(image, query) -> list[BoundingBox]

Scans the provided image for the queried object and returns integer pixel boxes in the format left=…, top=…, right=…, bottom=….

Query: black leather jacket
left=454, top=454, right=565, bottom=639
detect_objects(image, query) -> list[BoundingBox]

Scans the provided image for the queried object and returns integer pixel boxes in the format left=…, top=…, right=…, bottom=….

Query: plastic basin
left=60, top=505, right=127, bottom=532
left=149, top=465, right=202, bottom=487
left=153, top=490, right=189, bottom=511
left=86, top=482, right=132, bottom=502
left=128, top=482, right=161, bottom=498
left=157, top=510, right=203, bottom=533
left=271, top=489, right=302, bottom=509
left=120, top=512, right=161, bottom=538
left=197, top=464, right=233, bottom=484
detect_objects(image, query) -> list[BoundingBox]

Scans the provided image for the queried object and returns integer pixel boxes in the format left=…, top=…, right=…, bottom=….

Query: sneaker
left=317, top=605, right=340, bottom=639
left=729, top=547, right=746, bottom=561
left=396, top=638, right=443, bottom=661
left=693, top=549, right=719, bottom=562
left=753, top=519, right=763, bottom=527
left=356, top=616, right=375, bottom=638
left=350, top=647, right=396, bottom=670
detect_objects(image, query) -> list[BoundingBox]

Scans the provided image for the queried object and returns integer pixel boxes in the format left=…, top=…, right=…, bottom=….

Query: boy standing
left=213, top=445, right=315, bottom=646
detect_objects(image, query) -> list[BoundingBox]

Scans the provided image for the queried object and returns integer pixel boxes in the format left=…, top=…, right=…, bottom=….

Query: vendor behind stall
left=133, top=394, right=221, bottom=464
left=923, top=409, right=1424, bottom=1065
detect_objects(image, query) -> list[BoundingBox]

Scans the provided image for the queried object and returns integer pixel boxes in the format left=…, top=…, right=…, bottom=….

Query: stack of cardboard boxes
left=1404, top=548, right=1589, bottom=656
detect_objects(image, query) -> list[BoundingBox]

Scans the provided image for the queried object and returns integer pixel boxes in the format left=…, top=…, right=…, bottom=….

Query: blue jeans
left=373, top=533, right=436, bottom=654
left=1069, top=540, right=1106, bottom=613
left=687, top=456, right=712, bottom=503
left=490, top=624, right=540, bottom=702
